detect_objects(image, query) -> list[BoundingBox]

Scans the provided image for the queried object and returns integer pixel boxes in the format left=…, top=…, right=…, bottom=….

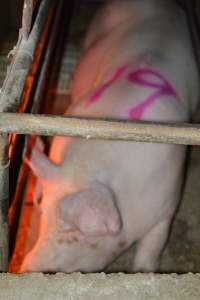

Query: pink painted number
left=85, top=65, right=179, bottom=120
left=127, top=68, right=180, bottom=119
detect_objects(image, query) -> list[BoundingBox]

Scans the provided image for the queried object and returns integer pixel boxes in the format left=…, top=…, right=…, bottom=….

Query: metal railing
left=0, top=0, right=52, bottom=272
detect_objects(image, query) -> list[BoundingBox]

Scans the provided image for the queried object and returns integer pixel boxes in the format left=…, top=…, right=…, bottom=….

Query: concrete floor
left=0, top=273, right=199, bottom=300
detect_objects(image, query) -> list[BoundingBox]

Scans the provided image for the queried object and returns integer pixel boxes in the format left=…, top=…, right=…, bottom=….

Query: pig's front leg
left=133, top=218, right=172, bottom=272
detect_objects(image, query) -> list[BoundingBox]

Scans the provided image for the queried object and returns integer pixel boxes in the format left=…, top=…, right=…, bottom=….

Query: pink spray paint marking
left=127, top=68, right=180, bottom=120
left=84, top=64, right=180, bottom=120
left=85, top=65, right=128, bottom=107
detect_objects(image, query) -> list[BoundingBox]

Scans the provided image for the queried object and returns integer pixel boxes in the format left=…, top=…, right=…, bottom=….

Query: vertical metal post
left=0, top=0, right=52, bottom=271
left=0, top=135, right=9, bottom=272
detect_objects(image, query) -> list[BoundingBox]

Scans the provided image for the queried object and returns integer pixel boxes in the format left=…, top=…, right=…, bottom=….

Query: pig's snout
left=58, top=182, right=122, bottom=237
left=20, top=182, right=122, bottom=273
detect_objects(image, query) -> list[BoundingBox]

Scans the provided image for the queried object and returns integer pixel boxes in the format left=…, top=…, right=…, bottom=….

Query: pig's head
left=20, top=145, right=122, bottom=273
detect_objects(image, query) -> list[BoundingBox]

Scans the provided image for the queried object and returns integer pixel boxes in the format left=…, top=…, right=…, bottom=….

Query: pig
left=20, top=0, right=199, bottom=273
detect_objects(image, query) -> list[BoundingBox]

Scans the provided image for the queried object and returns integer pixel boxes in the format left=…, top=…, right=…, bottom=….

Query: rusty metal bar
left=0, top=113, right=200, bottom=146
left=0, top=0, right=52, bottom=272
left=0, top=136, right=9, bottom=272
left=9, top=0, right=74, bottom=260
left=0, top=0, right=52, bottom=113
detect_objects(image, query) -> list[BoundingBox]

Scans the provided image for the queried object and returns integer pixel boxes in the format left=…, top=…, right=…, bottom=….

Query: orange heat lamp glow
left=9, top=0, right=57, bottom=272
left=9, top=173, right=39, bottom=273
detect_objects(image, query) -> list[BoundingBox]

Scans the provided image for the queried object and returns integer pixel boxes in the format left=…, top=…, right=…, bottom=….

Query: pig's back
left=72, top=0, right=198, bottom=113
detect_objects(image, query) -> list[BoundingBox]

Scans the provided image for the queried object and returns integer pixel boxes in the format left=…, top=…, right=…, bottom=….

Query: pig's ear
left=24, top=147, right=60, bottom=181
left=59, top=183, right=122, bottom=237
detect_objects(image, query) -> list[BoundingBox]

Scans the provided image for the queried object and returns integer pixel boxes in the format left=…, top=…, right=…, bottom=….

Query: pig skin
left=20, top=0, right=199, bottom=273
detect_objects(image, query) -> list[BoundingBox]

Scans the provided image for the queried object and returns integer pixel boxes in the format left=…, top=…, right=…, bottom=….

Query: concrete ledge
left=0, top=273, right=199, bottom=300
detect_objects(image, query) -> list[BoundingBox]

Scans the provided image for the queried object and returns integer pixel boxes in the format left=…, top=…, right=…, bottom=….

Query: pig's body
left=20, top=0, right=199, bottom=273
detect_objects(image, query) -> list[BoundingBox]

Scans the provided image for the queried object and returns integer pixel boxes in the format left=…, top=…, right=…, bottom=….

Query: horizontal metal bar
left=1, top=112, right=200, bottom=145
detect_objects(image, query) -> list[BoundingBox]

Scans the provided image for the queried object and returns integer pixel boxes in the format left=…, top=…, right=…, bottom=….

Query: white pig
left=20, top=0, right=199, bottom=273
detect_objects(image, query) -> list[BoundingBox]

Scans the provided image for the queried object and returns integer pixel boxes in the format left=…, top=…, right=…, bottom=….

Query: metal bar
left=0, top=0, right=52, bottom=272
left=0, top=136, right=9, bottom=272
left=0, top=113, right=200, bottom=145
left=0, top=0, right=52, bottom=113
left=9, top=0, right=72, bottom=259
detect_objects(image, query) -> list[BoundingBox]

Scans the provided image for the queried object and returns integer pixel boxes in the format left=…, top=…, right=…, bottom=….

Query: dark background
left=0, top=0, right=23, bottom=40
